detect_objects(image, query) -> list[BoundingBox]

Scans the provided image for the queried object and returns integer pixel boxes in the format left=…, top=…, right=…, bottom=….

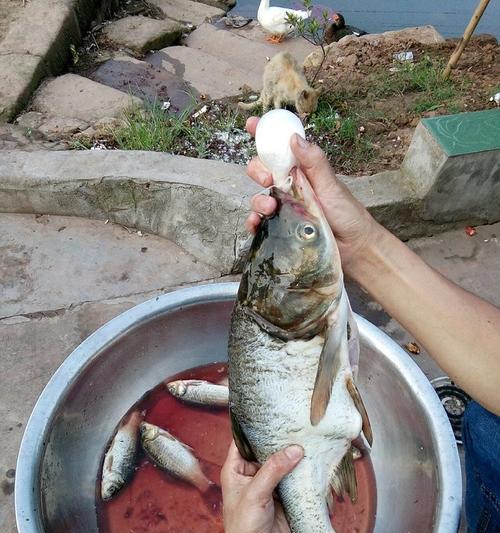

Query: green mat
left=422, top=109, right=500, bottom=157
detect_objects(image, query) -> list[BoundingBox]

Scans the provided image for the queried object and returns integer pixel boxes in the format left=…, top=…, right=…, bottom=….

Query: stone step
left=89, top=55, right=193, bottom=113
left=148, top=0, right=224, bottom=27
left=221, top=20, right=316, bottom=63
left=147, top=46, right=260, bottom=99
left=183, top=22, right=317, bottom=99
left=101, top=15, right=185, bottom=55
left=31, top=74, right=143, bottom=124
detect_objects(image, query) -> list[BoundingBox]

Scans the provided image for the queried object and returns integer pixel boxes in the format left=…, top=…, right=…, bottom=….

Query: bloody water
left=97, top=363, right=377, bottom=533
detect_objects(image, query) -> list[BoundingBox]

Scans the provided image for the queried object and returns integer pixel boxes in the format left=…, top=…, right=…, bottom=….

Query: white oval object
left=255, top=109, right=306, bottom=189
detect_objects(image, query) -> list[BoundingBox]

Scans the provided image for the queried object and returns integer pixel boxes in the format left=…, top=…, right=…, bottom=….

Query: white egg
left=255, top=109, right=306, bottom=189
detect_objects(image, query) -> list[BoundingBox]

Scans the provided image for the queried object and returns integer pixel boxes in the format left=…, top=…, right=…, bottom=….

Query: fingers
left=245, top=194, right=277, bottom=234
left=221, top=442, right=259, bottom=484
left=247, top=156, right=273, bottom=187
left=245, top=212, right=262, bottom=234
left=249, top=445, right=303, bottom=504
left=251, top=194, right=277, bottom=216
left=290, top=133, right=336, bottom=190
left=245, top=116, right=259, bottom=137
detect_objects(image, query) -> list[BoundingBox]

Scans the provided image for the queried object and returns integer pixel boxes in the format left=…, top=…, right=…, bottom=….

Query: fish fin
left=346, top=376, right=373, bottom=447
left=310, top=328, right=342, bottom=426
left=332, top=448, right=358, bottom=503
left=230, top=408, right=256, bottom=462
left=310, top=294, right=349, bottom=426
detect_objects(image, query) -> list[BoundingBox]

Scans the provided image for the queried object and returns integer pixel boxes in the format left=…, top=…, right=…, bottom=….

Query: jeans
left=462, top=401, right=500, bottom=532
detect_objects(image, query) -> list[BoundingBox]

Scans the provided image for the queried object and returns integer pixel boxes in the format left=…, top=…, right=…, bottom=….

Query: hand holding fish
left=244, top=116, right=375, bottom=274
left=243, top=115, right=500, bottom=416
left=221, top=442, right=303, bottom=533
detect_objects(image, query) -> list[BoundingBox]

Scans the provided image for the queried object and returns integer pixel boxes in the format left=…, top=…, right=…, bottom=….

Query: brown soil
left=305, top=34, right=499, bottom=175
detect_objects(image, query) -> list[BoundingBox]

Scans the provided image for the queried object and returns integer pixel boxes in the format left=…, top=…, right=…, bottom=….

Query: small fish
left=101, top=410, right=142, bottom=501
left=140, top=422, right=212, bottom=492
left=166, top=379, right=229, bottom=407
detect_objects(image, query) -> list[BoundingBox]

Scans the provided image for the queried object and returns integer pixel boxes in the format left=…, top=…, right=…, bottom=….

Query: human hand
left=244, top=116, right=378, bottom=274
left=221, top=441, right=303, bottom=533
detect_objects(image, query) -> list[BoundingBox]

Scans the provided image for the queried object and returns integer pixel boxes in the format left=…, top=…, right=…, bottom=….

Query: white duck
left=257, top=0, right=310, bottom=43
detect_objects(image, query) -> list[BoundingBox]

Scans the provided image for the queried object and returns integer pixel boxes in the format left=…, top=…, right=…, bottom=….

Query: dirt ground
left=305, top=35, right=499, bottom=174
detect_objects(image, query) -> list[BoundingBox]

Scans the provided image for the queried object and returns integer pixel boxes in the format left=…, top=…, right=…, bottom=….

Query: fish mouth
left=280, top=170, right=322, bottom=216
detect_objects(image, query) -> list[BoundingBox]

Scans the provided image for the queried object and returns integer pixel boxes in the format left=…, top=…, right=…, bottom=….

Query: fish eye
left=297, top=223, right=317, bottom=241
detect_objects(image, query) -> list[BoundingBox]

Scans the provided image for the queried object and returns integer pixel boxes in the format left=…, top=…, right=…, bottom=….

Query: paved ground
left=1, top=211, right=498, bottom=531
left=0, top=0, right=23, bottom=43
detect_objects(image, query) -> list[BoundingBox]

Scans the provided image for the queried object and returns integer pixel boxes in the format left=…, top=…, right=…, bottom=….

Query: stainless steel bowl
left=15, top=282, right=461, bottom=532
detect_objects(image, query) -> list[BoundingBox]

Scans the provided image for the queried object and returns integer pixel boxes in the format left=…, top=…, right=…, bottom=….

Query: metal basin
left=15, top=282, right=462, bottom=532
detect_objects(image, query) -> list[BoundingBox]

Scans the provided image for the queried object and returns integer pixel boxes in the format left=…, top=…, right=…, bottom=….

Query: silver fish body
left=101, top=410, right=141, bottom=501
left=228, top=171, right=371, bottom=533
left=166, top=379, right=229, bottom=407
left=140, top=422, right=212, bottom=492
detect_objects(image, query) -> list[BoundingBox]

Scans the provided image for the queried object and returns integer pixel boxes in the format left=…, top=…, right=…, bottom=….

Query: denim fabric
left=462, top=401, right=500, bottom=533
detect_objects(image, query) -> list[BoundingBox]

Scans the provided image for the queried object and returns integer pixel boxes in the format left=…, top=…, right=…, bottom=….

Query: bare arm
left=244, top=117, right=500, bottom=415
left=348, top=224, right=500, bottom=415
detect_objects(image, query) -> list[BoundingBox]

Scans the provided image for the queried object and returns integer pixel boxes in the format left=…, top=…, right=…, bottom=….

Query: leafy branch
left=286, top=0, right=330, bottom=85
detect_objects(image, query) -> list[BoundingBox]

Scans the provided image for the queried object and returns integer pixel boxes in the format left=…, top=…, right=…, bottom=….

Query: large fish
left=228, top=171, right=372, bottom=532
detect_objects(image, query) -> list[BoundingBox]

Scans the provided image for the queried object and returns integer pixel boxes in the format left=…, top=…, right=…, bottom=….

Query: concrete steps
left=147, top=45, right=261, bottom=99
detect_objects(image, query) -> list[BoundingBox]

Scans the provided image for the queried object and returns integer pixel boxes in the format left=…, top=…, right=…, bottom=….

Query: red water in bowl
left=97, top=362, right=376, bottom=532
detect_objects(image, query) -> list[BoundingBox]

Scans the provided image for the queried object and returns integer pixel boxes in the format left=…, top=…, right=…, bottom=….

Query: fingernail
left=284, top=445, right=303, bottom=461
left=295, top=134, right=308, bottom=149
left=259, top=172, right=271, bottom=185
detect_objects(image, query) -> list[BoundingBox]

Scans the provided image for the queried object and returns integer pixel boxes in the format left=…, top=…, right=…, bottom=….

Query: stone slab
left=31, top=73, right=143, bottom=123
left=102, top=15, right=184, bottom=55
left=222, top=20, right=316, bottom=63
left=0, top=0, right=109, bottom=123
left=148, top=45, right=260, bottom=98
left=422, top=109, right=500, bottom=156
left=0, top=0, right=79, bottom=75
left=0, top=53, right=47, bottom=122
left=0, top=213, right=218, bottom=319
left=89, top=55, right=193, bottom=112
left=185, top=22, right=315, bottom=87
left=149, top=0, right=224, bottom=27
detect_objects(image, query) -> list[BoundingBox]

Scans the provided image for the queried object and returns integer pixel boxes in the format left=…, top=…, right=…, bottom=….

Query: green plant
left=286, top=0, right=330, bottom=84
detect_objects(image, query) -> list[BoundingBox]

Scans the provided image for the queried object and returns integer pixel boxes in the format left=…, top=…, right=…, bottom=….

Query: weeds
left=97, top=100, right=255, bottom=164
left=372, top=55, right=467, bottom=113
left=308, top=95, right=374, bottom=173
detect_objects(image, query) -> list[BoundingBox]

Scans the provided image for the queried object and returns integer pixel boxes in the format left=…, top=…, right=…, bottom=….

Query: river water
left=231, top=0, right=500, bottom=39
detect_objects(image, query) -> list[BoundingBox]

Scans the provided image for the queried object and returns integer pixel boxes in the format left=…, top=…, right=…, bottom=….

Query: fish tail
left=192, top=468, right=214, bottom=493
left=278, top=459, right=335, bottom=533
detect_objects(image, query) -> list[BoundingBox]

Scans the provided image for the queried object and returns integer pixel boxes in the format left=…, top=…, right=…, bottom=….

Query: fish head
left=140, top=421, right=159, bottom=443
left=239, top=171, right=342, bottom=337
left=167, top=380, right=187, bottom=397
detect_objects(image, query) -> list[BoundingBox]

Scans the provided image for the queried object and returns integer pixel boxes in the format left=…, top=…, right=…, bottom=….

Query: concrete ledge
left=402, top=112, right=500, bottom=226
left=0, top=0, right=117, bottom=122
left=0, top=150, right=259, bottom=273
left=0, top=150, right=448, bottom=273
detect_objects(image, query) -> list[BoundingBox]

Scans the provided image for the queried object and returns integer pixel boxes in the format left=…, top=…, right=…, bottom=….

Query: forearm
left=348, top=224, right=500, bottom=415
